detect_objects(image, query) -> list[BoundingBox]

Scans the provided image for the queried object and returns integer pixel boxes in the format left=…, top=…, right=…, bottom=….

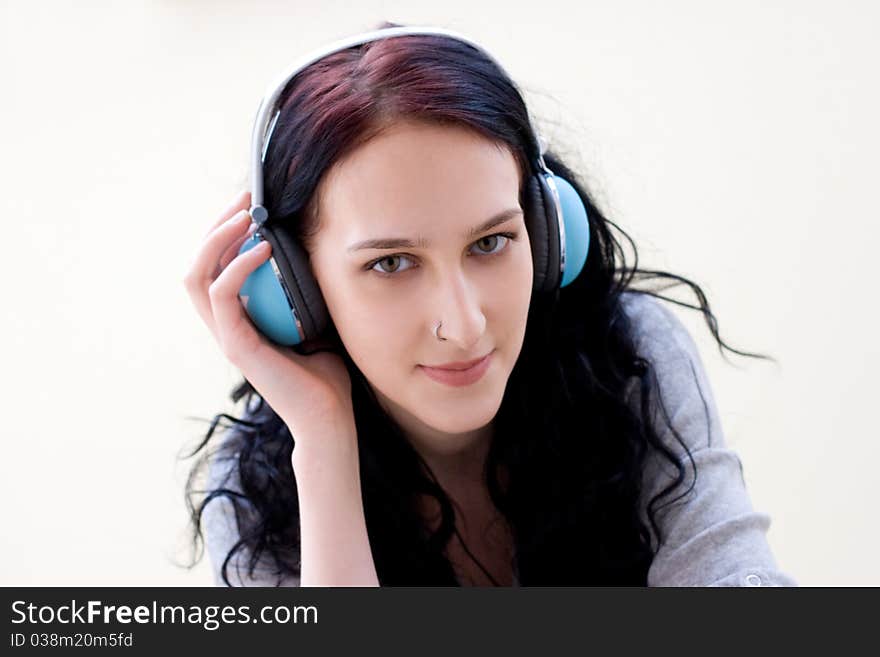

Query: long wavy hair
left=181, top=22, right=771, bottom=586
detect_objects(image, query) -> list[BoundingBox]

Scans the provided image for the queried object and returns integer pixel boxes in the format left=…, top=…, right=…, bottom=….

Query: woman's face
left=306, top=119, right=533, bottom=451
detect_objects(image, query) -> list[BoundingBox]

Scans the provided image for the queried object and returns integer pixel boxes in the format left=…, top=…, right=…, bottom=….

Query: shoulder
left=617, top=290, right=720, bottom=453
left=618, top=293, right=797, bottom=586
left=618, top=290, right=704, bottom=367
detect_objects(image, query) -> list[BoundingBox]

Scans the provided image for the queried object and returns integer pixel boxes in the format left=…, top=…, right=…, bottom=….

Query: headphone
left=237, top=25, right=591, bottom=349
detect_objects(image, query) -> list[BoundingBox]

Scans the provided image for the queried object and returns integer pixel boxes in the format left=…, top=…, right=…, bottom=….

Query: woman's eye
left=366, top=232, right=517, bottom=278
left=473, top=234, right=505, bottom=255
left=371, top=254, right=414, bottom=275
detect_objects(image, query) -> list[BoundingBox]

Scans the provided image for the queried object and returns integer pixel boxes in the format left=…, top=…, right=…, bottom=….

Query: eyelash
left=364, top=231, right=520, bottom=279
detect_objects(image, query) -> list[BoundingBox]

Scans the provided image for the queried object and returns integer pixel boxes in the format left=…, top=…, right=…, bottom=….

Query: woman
left=181, top=22, right=797, bottom=586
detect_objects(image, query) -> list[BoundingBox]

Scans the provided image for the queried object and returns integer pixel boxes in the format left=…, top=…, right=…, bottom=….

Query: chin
left=418, top=392, right=503, bottom=435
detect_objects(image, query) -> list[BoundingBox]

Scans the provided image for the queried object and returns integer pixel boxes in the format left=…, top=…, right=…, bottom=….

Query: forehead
left=314, top=120, right=523, bottom=241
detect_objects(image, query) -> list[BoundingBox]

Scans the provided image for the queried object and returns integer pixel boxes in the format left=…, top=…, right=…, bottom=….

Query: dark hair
left=180, top=21, right=772, bottom=585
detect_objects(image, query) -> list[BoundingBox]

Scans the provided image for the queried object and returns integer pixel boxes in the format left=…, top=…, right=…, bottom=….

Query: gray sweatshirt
left=201, top=291, right=798, bottom=587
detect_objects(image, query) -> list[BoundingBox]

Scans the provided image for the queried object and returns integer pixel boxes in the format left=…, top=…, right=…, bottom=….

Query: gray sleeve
left=622, top=292, right=798, bottom=587
left=201, top=409, right=301, bottom=587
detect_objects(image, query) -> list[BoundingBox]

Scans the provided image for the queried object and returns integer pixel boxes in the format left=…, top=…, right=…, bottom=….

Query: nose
left=430, top=268, right=486, bottom=351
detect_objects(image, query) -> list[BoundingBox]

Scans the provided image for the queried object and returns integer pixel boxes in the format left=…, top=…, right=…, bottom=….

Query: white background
left=2, top=0, right=876, bottom=585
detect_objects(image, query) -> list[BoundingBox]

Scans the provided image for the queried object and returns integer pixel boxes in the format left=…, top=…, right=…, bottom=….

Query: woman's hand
left=183, top=190, right=355, bottom=445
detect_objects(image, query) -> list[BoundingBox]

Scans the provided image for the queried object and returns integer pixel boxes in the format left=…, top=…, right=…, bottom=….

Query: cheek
left=329, top=293, right=391, bottom=352
left=506, top=244, right=534, bottom=313
left=323, top=285, right=406, bottom=372
left=497, top=248, right=533, bottom=357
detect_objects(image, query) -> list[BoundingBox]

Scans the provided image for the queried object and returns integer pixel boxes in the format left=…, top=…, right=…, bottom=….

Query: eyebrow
left=347, top=208, right=523, bottom=252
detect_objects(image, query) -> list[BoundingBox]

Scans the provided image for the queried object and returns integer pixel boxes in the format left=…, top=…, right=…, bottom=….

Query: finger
left=187, top=208, right=253, bottom=284
left=208, top=239, right=275, bottom=364
left=184, top=273, right=220, bottom=344
left=203, top=190, right=251, bottom=239
left=218, top=221, right=258, bottom=272
left=184, top=211, right=253, bottom=337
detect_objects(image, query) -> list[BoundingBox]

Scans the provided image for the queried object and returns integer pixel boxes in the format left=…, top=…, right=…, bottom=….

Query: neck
left=394, top=403, right=495, bottom=495
left=411, top=422, right=494, bottom=495
left=369, top=383, right=495, bottom=494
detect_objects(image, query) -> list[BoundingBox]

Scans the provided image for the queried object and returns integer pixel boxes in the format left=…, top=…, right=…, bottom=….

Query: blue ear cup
left=525, top=171, right=590, bottom=292
left=553, top=175, right=590, bottom=288
left=237, top=220, right=332, bottom=348
left=237, top=235, right=305, bottom=346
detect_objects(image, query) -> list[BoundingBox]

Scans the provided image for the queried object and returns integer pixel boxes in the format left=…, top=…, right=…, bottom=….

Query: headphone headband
left=248, top=25, right=552, bottom=226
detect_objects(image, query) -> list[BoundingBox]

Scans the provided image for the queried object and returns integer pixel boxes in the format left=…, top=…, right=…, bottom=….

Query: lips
left=418, top=350, right=494, bottom=387
left=424, top=353, right=492, bottom=371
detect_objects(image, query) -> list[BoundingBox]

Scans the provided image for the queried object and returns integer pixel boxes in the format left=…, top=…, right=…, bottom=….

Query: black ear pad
left=255, top=222, right=331, bottom=344
left=522, top=173, right=562, bottom=293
